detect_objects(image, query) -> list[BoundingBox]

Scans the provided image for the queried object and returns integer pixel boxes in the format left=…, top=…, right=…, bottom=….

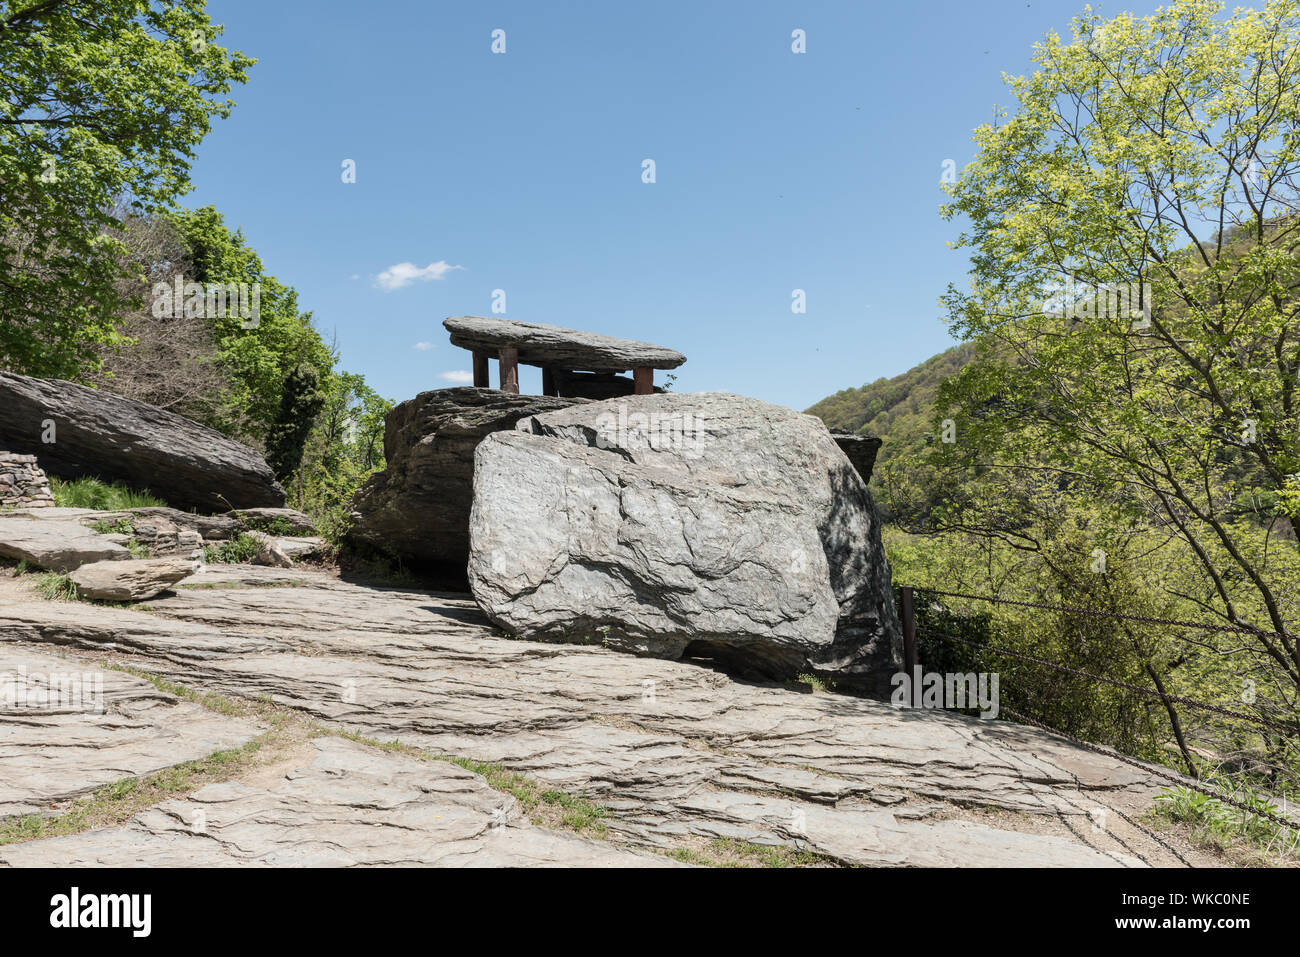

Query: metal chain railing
left=922, top=587, right=1291, bottom=639
left=930, top=628, right=1300, bottom=736
left=894, top=584, right=1300, bottom=835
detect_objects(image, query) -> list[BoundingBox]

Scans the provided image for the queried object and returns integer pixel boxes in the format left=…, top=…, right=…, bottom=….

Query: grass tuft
left=445, top=756, right=610, bottom=836
left=664, top=837, right=839, bottom=868
left=1153, top=778, right=1300, bottom=863
left=50, top=476, right=166, bottom=511
left=32, top=571, right=78, bottom=601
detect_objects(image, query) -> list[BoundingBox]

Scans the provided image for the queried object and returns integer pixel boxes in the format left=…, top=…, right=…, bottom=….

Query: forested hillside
left=805, top=343, right=973, bottom=486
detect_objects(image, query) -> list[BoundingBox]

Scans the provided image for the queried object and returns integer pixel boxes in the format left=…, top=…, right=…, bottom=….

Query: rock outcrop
left=0, top=515, right=131, bottom=571
left=98, top=512, right=204, bottom=559
left=0, top=567, right=1208, bottom=866
left=69, top=557, right=198, bottom=601
left=227, top=507, right=316, bottom=535
left=0, top=735, right=669, bottom=867
left=467, top=393, right=902, bottom=693
left=347, top=387, right=583, bottom=579
left=829, top=430, right=883, bottom=484
left=0, top=372, right=285, bottom=513
left=95, top=507, right=243, bottom=542
left=0, top=646, right=260, bottom=818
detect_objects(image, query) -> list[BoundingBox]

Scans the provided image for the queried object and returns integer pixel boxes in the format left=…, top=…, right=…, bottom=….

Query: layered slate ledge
left=443, top=316, right=686, bottom=397
left=0, top=567, right=1212, bottom=867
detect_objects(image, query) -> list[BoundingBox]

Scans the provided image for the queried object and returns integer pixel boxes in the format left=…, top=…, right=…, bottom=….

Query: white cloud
left=439, top=370, right=474, bottom=383
left=413, top=341, right=434, bottom=351
left=375, top=260, right=464, bottom=291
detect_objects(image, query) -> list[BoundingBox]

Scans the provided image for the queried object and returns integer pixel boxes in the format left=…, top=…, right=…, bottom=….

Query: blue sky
left=188, top=0, right=1118, bottom=409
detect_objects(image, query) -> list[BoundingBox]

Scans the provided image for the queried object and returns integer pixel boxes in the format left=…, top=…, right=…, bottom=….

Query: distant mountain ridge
left=804, top=344, right=975, bottom=479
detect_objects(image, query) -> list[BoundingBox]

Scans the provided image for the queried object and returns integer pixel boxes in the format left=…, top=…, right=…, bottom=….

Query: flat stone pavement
left=0, top=567, right=1217, bottom=867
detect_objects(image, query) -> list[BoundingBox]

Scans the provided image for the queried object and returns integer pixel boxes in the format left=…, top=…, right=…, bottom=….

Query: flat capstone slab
left=443, top=316, right=686, bottom=372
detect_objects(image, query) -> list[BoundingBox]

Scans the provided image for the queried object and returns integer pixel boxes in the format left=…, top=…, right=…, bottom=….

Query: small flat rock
left=247, top=531, right=322, bottom=562
left=0, top=737, right=675, bottom=867
left=227, top=507, right=317, bottom=535
left=70, top=558, right=198, bottom=601
left=0, top=515, right=130, bottom=571
left=444, top=316, right=686, bottom=372
left=252, top=542, right=294, bottom=568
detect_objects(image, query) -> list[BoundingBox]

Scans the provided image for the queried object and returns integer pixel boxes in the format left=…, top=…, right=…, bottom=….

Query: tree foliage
left=166, top=206, right=337, bottom=445
left=0, top=0, right=252, bottom=378
left=938, top=0, right=1300, bottom=699
left=87, top=208, right=230, bottom=415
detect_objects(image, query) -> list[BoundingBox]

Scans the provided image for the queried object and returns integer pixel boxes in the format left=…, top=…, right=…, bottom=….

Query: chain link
left=930, top=629, right=1300, bottom=736
left=921, top=587, right=1291, bottom=639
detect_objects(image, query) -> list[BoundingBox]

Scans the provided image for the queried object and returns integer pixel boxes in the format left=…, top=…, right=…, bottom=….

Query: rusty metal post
left=498, top=346, right=519, bottom=394
left=900, top=586, right=918, bottom=706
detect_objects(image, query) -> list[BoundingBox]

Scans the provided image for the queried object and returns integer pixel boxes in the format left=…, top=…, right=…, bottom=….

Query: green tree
left=939, top=0, right=1300, bottom=706
left=167, top=205, right=335, bottom=444
left=0, top=0, right=252, bottom=378
left=291, top=371, right=393, bottom=542
left=266, top=361, right=327, bottom=481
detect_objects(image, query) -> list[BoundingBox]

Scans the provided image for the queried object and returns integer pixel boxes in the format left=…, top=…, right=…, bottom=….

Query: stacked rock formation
left=443, top=316, right=686, bottom=398
left=0, top=453, right=55, bottom=509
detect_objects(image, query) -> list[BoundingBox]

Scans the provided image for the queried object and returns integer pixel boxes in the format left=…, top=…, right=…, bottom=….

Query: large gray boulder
left=468, top=393, right=902, bottom=694
left=0, top=372, right=285, bottom=513
left=347, top=387, right=583, bottom=579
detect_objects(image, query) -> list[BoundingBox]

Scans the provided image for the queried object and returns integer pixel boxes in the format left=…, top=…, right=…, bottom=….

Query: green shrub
left=89, top=518, right=135, bottom=535
left=241, top=515, right=299, bottom=537
left=1155, top=779, right=1300, bottom=860
left=202, top=533, right=263, bottom=565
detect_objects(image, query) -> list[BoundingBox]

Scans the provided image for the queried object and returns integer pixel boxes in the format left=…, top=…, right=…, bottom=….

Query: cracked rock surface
left=0, top=567, right=1215, bottom=866
left=0, top=736, right=667, bottom=867
left=0, top=646, right=259, bottom=817
left=0, top=516, right=131, bottom=571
